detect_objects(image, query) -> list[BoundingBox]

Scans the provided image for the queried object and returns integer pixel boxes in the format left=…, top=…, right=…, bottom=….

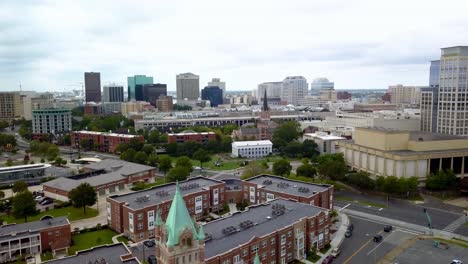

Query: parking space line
left=366, top=231, right=394, bottom=256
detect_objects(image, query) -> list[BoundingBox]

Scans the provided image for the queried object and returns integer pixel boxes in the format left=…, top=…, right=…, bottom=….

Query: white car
left=331, top=247, right=341, bottom=257
left=451, top=260, right=462, bottom=264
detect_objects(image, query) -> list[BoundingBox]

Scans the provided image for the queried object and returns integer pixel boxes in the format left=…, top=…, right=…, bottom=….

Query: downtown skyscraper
left=176, top=73, right=199, bottom=100
left=84, top=72, right=101, bottom=102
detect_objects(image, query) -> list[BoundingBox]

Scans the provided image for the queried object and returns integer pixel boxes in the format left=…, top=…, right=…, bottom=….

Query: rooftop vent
left=272, top=203, right=286, bottom=216
left=135, top=196, right=150, bottom=203
left=277, top=182, right=289, bottom=189
left=204, top=233, right=212, bottom=241
left=262, top=180, right=273, bottom=185
left=298, top=187, right=310, bottom=193
left=179, top=183, right=200, bottom=191
left=155, top=190, right=170, bottom=197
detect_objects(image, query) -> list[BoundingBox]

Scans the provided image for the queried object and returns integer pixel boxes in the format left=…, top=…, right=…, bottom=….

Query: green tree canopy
left=120, top=148, right=137, bottom=162
left=175, top=156, right=193, bottom=172
left=134, top=151, right=148, bottom=165
left=193, top=149, right=211, bottom=168
left=272, top=121, right=301, bottom=149
left=316, top=153, right=347, bottom=180
left=12, top=180, right=28, bottom=193
left=241, top=161, right=267, bottom=180
left=272, top=159, right=292, bottom=176
left=158, top=156, right=173, bottom=175
left=12, top=191, right=36, bottom=222
left=296, top=163, right=317, bottom=178
left=426, top=169, right=457, bottom=191
left=167, top=166, right=190, bottom=182
left=68, top=183, right=97, bottom=214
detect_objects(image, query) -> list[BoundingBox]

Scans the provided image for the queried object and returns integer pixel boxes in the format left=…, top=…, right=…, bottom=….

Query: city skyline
left=1, top=0, right=468, bottom=92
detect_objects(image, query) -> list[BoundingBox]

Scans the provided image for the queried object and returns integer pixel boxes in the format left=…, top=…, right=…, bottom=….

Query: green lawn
left=435, top=237, right=468, bottom=248
left=1, top=206, right=98, bottom=224
left=335, top=195, right=354, bottom=202
left=69, top=229, right=118, bottom=255
left=117, top=235, right=129, bottom=244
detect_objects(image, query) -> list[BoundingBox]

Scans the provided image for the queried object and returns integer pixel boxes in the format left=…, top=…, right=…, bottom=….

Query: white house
left=232, top=140, right=273, bottom=158
left=302, top=132, right=346, bottom=154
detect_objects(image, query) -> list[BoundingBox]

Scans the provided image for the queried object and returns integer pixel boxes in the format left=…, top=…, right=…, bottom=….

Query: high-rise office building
left=103, top=85, right=124, bottom=102
left=281, top=76, right=308, bottom=105
left=135, top=84, right=167, bottom=105
left=156, top=96, right=174, bottom=112
left=127, top=75, right=154, bottom=101
left=420, top=87, right=439, bottom=132
left=84, top=72, right=101, bottom=102
left=32, top=108, right=72, bottom=137
left=387, top=85, right=422, bottom=105
left=310, top=78, right=334, bottom=95
left=429, top=60, right=440, bottom=87
left=207, top=78, right=226, bottom=96
left=176, top=73, right=199, bottom=100
left=0, top=92, right=23, bottom=122
left=437, top=46, right=468, bottom=135
left=201, top=86, right=223, bottom=107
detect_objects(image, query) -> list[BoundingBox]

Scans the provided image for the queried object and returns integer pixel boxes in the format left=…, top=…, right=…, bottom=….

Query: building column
left=439, top=158, right=442, bottom=171
left=393, top=159, right=397, bottom=177
left=383, top=158, right=387, bottom=176
left=462, top=157, right=465, bottom=178
left=415, top=160, right=419, bottom=178
left=403, top=160, right=407, bottom=177
left=451, top=157, right=454, bottom=170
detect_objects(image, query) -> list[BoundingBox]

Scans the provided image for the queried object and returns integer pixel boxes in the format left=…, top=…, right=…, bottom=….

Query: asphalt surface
left=334, top=216, right=416, bottom=264
left=393, top=238, right=468, bottom=264
left=335, top=190, right=466, bottom=236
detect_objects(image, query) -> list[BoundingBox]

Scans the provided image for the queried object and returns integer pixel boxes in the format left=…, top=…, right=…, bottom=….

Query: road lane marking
left=379, top=208, right=383, bottom=211
left=366, top=231, right=394, bottom=256
left=347, top=215, right=424, bottom=235
left=343, top=230, right=384, bottom=264
left=339, top=203, right=351, bottom=211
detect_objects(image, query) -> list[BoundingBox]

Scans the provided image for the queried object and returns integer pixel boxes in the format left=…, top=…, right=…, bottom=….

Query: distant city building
left=339, top=127, right=468, bottom=178
left=32, top=108, right=72, bottom=139
left=381, top=92, right=391, bottom=102
left=231, top=140, right=273, bottom=158
left=31, top=93, right=55, bottom=110
left=0, top=217, right=71, bottom=262
left=325, top=110, right=420, bottom=131
left=281, top=76, right=308, bottom=105
left=176, top=73, right=200, bottom=100
left=429, top=60, right=440, bottom=87
left=84, top=102, right=103, bottom=115
left=84, top=72, right=101, bottom=102
left=207, top=78, right=226, bottom=96
left=168, top=131, right=216, bottom=144
left=19, top=91, right=37, bottom=120
left=156, top=95, right=173, bottom=112
left=127, top=75, right=153, bottom=101
left=387, top=84, right=422, bottom=105
left=71, top=131, right=144, bottom=153
left=310, top=78, right=334, bottom=95
left=437, top=46, right=468, bottom=135
left=121, top=101, right=153, bottom=116
left=420, top=87, right=439, bottom=132
left=319, top=87, right=337, bottom=102
left=135, top=83, right=167, bottom=105
left=257, top=81, right=282, bottom=105
left=302, top=133, right=346, bottom=154
left=353, top=103, right=398, bottom=112
left=103, top=84, right=124, bottom=102
left=201, top=86, right=223, bottom=107
left=0, top=92, right=23, bottom=122
left=337, top=91, right=352, bottom=100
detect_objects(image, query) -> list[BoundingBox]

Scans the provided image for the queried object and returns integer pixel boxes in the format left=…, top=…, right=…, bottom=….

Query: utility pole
left=423, top=208, right=433, bottom=235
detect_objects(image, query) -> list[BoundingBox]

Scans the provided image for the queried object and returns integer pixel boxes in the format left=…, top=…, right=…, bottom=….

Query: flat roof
left=168, top=132, right=215, bottom=136
left=0, top=163, right=51, bottom=173
left=84, top=159, right=155, bottom=176
left=304, top=133, right=346, bottom=140
left=0, top=217, right=69, bottom=242
left=110, top=176, right=224, bottom=210
left=204, top=198, right=326, bottom=259
left=246, top=174, right=331, bottom=197
left=232, top=140, right=273, bottom=147
left=74, top=130, right=141, bottom=138
left=44, top=243, right=139, bottom=264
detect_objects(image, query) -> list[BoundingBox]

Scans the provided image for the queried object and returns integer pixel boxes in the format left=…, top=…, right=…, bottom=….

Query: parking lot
left=334, top=216, right=417, bottom=264
left=392, top=239, right=467, bottom=264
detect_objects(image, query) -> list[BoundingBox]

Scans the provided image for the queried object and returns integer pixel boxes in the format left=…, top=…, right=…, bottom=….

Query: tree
left=193, top=149, right=211, bottom=168
left=120, top=148, right=136, bottom=162
left=302, top=140, right=319, bottom=159
left=68, top=183, right=97, bottom=214
left=142, top=144, right=155, bottom=155
left=134, top=151, right=148, bottom=165
left=5, top=159, right=13, bottom=167
left=241, top=161, right=267, bottom=179
left=147, top=153, right=158, bottom=167
left=12, top=180, right=28, bottom=193
left=167, top=167, right=190, bottom=182
left=316, top=154, right=347, bottom=180
left=282, top=142, right=303, bottom=158
left=158, top=156, right=173, bottom=175
left=0, top=190, right=5, bottom=199
left=79, top=138, right=90, bottom=150
left=296, top=163, right=317, bottom=178
left=426, top=169, right=457, bottom=191
left=175, top=156, right=193, bottom=172
left=272, top=121, right=301, bottom=149
left=12, top=191, right=36, bottom=222
left=272, top=159, right=292, bottom=176
left=147, top=130, right=161, bottom=144
left=54, top=157, right=63, bottom=165
left=383, top=176, right=400, bottom=195
left=346, top=171, right=375, bottom=190
left=376, top=176, right=386, bottom=191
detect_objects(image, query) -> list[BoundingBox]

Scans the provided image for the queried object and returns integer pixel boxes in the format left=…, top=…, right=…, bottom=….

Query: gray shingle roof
left=203, top=198, right=326, bottom=259
left=43, top=243, right=140, bottom=264
left=0, top=217, right=69, bottom=242
left=246, top=174, right=330, bottom=197
left=84, top=159, right=156, bottom=176
left=110, top=176, right=223, bottom=210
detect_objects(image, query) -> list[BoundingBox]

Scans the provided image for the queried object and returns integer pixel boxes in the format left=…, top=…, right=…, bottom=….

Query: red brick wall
left=43, top=185, right=70, bottom=198
left=40, top=224, right=71, bottom=251
left=71, top=131, right=144, bottom=153
left=167, top=133, right=216, bottom=144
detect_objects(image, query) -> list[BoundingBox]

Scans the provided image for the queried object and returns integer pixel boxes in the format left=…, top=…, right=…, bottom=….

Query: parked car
left=144, top=240, right=156, bottom=248
left=347, top=223, right=354, bottom=231
left=373, top=234, right=383, bottom=243
left=345, top=230, right=352, bottom=238
left=147, top=255, right=157, bottom=264
left=451, top=260, right=463, bottom=264
left=330, top=247, right=341, bottom=257
left=34, top=196, right=43, bottom=202
left=40, top=198, right=53, bottom=205
left=384, top=225, right=393, bottom=232
left=322, top=255, right=334, bottom=264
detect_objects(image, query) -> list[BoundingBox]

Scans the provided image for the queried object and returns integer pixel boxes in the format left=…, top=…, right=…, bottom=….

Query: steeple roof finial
left=262, top=89, right=268, bottom=111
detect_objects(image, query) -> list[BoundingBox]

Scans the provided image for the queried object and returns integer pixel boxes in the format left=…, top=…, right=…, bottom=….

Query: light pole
left=423, top=208, right=433, bottom=235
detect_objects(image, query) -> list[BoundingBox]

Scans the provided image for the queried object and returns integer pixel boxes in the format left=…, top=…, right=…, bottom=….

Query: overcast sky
left=1, top=0, right=468, bottom=92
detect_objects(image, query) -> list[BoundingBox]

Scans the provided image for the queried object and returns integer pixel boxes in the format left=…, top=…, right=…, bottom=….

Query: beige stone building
left=338, top=127, right=468, bottom=179
left=0, top=92, right=23, bottom=122
left=388, top=84, right=422, bottom=105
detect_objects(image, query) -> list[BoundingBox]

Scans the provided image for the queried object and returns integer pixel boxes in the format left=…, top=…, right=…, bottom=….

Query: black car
left=144, top=240, right=156, bottom=248
left=383, top=225, right=393, bottom=232
left=347, top=223, right=354, bottom=231
left=373, top=234, right=383, bottom=243
left=345, top=230, right=352, bottom=238
left=40, top=198, right=53, bottom=205
left=147, top=255, right=157, bottom=264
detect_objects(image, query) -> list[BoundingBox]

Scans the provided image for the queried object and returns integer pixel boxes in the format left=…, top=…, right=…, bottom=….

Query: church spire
left=254, top=252, right=261, bottom=264
left=165, top=181, right=200, bottom=247
left=262, top=89, right=268, bottom=111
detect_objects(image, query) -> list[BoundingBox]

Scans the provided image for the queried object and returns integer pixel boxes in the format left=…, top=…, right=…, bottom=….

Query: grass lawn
left=2, top=206, right=98, bottom=224
left=69, top=229, right=118, bottom=255
left=319, top=244, right=331, bottom=254
left=145, top=178, right=167, bottom=188
left=435, top=237, right=468, bottom=248
left=117, top=235, right=129, bottom=244
left=335, top=195, right=354, bottom=202
left=465, top=222, right=468, bottom=227
left=307, top=252, right=321, bottom=263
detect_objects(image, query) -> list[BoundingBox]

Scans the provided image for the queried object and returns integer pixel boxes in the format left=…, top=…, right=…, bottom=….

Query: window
left=262, top=240, right=267, bottom=248
left=242, top=249, right=248, bottom=257
left=138, top=223, right=143, bottom=230
left=137, top=213, right=143, bottom=220
left=55, top=231, right=60, bottom=236
left=281, top=246, right=286, bottom=256
left=139, top=233, right=144, bottom=239
left=233, top=255, right=240, bottom=263
left=281, top=235, right=286, bottom=245
left=287, top=231, right=292, bottom=237
left=270, top=237, right=275, bottom=245
left=262, top=253, right=267, bottom=260
left=251, top=244, right=259, bottom=254
left=148, top=211, right=154, bottom=217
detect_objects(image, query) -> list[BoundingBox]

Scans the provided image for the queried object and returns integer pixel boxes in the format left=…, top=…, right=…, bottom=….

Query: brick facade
left=167, top=132, right=216, bottom=144
left=71, top=131, right=144, bottom=153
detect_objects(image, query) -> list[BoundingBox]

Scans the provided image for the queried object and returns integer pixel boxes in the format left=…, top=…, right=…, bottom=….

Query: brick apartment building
left=106, top=175, right=333, bottom=243
left=167, top=131, right=216, bottom=144
left=153, top=184, right=331, bottom=264
left=71, top=131, right=144, bottom=153
left=0, top=217, right=71, bottom=262
left=44, top=159, right=156, bottom=201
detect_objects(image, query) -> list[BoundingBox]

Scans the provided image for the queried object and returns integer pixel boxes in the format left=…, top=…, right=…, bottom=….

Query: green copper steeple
left=165, top=182, right=200, bottom=247
left=197, top=224, right=205, bottom=241
left=254, top=252, right=261, bottom=264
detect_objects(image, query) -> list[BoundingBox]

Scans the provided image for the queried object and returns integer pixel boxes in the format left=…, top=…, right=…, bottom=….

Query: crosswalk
left=442, top=216, right=466, bottom=232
